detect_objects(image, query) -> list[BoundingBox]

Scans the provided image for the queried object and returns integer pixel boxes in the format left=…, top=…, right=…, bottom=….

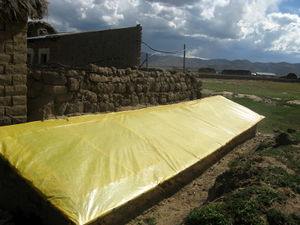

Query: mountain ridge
left=141, top=53, right=300, bottom=76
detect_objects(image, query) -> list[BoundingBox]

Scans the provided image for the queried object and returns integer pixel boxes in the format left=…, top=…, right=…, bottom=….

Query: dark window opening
left=41, top=54, right=48, bottom=64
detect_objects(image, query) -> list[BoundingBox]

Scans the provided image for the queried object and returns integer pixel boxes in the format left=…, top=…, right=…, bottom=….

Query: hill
left=142, top=53, right=300, bottom=76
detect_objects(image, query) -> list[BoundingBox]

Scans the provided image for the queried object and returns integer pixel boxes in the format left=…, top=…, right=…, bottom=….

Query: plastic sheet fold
left=0, top=96, right=264, bottom=225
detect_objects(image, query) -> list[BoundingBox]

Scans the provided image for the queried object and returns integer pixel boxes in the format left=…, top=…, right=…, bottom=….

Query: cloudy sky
left=43, top=0, right=300, bottom=63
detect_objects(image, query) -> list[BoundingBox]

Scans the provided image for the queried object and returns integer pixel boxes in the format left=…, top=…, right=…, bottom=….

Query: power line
left=142, top=41, right=183, bottom=54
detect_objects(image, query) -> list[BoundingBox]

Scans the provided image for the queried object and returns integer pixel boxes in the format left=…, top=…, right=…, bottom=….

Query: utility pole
left=146, top=53, right=148, bottom=69
left=183, top=44, right=186, bottom=72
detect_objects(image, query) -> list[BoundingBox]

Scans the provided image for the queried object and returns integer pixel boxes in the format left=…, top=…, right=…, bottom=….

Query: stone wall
left=28, top=65, right=202, bottom=121
left=0, top=23, right=27, bottom=126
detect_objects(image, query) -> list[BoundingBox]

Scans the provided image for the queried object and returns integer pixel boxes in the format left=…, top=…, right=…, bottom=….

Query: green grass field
left=202, top=79, right=300, bottom=101
left=202, top=79, right=300, bottom=138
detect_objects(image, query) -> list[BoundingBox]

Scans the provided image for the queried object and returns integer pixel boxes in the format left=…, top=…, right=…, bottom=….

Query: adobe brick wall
left=28, top=25, right=142, bottom=68
left=28, top=65, right=202, bottom=121
left=0, top=23, right=27, bottom=126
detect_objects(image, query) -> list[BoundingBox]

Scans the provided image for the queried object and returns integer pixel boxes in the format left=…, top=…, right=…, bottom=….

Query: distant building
left=254, top=72, right=277, bottom=77
left=198, top=67, right=216, bottom=74
left=222, top=69, right=251, bottom=76
left=27, top=25, right=142, bottom=68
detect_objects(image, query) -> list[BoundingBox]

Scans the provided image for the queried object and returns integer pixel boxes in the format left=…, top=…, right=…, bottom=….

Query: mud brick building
left=28, top=25, right=142, bottom=68
left=0, top=0, right=47, bottom=126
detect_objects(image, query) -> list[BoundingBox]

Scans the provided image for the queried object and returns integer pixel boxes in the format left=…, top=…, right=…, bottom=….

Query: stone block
left=0, top=74, right=12, bottom=85
left=11, top=116, right=27, bottom=124
left=159, top=95, right=167, bottom=104
left=112, top=77, right=121, bottom=83
left=31, top=71, right=42, bottom=80
left=181, top=82, right=188, bottom=91
left=43, top=71, right=67, bottom=85
left=89, top=74, right=108, bottom=82
left=115, top=83, right=126, bottom=93
left=5, top=105, right=26, bottom=116
left=4, top=42, right=16, bottom=54
left=55, top=102, right=68, bottom=116
left=66, top=101, right=84, bottom=114
left=0, top=42, right=4, bottom=53
left=0, top=53, right=10, bottom=63
left=126, top=83, right=135, bottom=94
left=0, top=117, right=11, bottom=126
left=66, top=70, right=79, bottom=77
left=5, top=85, right=26, bottom=95
left=13, top=43, right=27, bottom=54
left=135, top=84, right=143, bottom=93
left=44, top=85, right=67, bottom=95
left=82, top=90, right=97, bottom=103
left=83, top=102, right=97, bottom=113
left=103, top=83, right=114, bottom=94
left=138, top=93, right=146, bottom=104
left=5, top=64, right=27, bottom=74
left=12, top=96, right=26, bottom=105
left=0, top=65, right=5, bottom=74
left=154, top=83, right=161, bottom=92
left=67, top=78, right=79, bottom=91
left=0, top=106, right=4, bottom=117
left=131, top=94, right=139, bottom=105
left=56, top=93, right=74, bottom=102
left=13, top=53, right=26, bottom=64
left=12, top=74, right=26, bottom=85
left=0, top=96, right=12, bottom=106
left=0, top=86, right=4, bottom=96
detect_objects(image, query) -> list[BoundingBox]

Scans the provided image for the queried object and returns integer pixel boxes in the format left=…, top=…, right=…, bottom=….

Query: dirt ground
left=127, top=134, right=265, bottom=225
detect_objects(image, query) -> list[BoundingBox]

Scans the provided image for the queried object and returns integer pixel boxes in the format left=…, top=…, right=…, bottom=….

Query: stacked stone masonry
left=28, top=65, right=202, bottom=121
left=0, top=23, right=27, bottom=126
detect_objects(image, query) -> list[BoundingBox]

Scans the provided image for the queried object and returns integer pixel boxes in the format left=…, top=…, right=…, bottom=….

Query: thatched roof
left=0, top=0, right=48, bottom=23
left=28, top=21, right=57, bottom=37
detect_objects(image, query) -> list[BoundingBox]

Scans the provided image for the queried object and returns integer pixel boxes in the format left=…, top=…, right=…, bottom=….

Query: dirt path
left=127, top=134, right=265, bottom=225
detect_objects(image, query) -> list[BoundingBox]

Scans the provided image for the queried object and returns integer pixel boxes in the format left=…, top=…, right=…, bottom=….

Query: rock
left=43, top=72, right=67, bottom=85
left=82, top=90, right=97, bottom=103
left=275, top=132, right=294, bottom=146
left=67, top=78, right=79, bottom=91
left=66, top=70, right=79, bottom=77
left=89, top=74, right=108, bottom=83
left=287, top=128, right=296, bottom=134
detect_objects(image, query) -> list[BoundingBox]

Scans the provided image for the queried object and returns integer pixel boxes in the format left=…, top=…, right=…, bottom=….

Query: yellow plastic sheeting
left=0, top=96, right=264, bottom=225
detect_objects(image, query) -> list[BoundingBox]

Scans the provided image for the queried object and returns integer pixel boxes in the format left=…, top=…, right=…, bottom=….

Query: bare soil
left=127, top=134, right=265, bottom=225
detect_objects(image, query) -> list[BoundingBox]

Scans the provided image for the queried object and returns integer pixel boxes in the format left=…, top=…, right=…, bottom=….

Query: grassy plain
left=185, top=79, right=300, bottom=225
left=202, top=79, right=300, bottom=137
left=202, top=79, right=300, bottom=101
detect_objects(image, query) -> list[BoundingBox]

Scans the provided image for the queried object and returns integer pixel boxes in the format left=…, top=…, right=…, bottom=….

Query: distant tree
left=286, top=73, right=297, bottom=79
left=198, top=67, right=216, bottom=74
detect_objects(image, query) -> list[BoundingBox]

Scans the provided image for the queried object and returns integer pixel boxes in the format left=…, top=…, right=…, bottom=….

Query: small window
left=38, top=48, right=50, bottom=65
left=41, top=54, right=48, bottom=64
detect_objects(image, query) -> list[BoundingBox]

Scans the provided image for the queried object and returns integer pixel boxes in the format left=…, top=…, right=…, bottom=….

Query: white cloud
left=46, top=0, right=300, bottom=61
